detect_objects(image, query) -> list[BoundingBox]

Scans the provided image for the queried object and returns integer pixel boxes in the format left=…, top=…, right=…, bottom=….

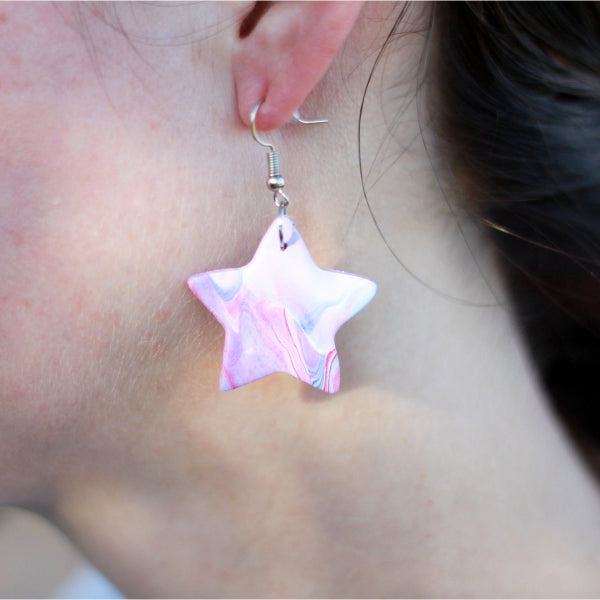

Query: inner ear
left=239, top=2, right=273, bottom=39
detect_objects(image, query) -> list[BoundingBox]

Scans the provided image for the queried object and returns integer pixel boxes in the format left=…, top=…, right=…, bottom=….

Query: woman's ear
left=233, top=1, right=364, bottom=130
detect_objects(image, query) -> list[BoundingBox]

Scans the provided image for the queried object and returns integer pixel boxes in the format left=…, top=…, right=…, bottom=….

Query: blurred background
left=0, top=507, right=122, bottom=598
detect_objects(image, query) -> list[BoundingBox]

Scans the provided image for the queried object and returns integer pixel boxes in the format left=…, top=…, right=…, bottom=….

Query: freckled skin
left=0, top=2, right=243, bottom=499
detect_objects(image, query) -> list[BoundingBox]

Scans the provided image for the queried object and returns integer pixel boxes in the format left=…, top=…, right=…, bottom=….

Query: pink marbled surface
left=187, top=216, right=376, bottom=393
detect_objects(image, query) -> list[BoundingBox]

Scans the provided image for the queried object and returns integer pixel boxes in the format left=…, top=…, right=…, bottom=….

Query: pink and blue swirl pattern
left=188, top=217, right=376, bottom=393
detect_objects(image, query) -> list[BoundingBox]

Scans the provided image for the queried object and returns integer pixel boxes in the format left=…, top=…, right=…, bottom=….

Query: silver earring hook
left=292, top=111, right=328, bottom=125
left=250, top=100, right=328, bottom=146
left=249, top=99, right=327, bottom=250
left=250, top=100, right=275, bottom=150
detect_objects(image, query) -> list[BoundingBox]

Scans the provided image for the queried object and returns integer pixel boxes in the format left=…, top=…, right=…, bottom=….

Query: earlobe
left=233, top=1, right=364, bottom=131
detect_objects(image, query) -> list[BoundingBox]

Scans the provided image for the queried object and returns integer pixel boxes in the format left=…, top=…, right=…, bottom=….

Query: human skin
left=1, top=2, right=599, bottom=596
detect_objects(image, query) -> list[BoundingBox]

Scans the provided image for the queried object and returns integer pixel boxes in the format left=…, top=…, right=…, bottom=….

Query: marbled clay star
left=188, top=216, right=377, bottom=393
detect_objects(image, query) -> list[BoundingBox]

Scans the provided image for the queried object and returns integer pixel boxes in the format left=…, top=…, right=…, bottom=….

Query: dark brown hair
left=431, top=2, right=600, bottom=446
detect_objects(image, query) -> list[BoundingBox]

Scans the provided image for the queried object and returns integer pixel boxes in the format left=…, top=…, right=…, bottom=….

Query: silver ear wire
left=250, top=101, right=275, bottom=150
left=250, top=100, right=327, bottom=250
left=291, top=111, right=328, bottom=125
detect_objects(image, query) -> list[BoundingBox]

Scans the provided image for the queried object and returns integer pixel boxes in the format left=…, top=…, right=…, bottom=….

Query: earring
left=187, top=101, right=376, bottom=394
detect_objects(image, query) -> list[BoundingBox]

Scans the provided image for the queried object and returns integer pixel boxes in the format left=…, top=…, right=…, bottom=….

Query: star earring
left=187, top=101, right=376, bottom=394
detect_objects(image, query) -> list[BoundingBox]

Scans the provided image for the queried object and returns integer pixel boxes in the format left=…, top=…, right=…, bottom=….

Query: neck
left=49, top=323, right=600, bottom=596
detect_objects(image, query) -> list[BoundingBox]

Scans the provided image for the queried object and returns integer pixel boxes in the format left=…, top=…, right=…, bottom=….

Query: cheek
left=0, top=85, right=216, bottom=417
left=0, top=193, right=123, bottom=406
left=0, top=3, right=248, bottom=412
left=0, top=103, right=184, bottom=409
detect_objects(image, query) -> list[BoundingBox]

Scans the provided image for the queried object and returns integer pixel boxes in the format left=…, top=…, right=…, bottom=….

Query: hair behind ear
left=431, top=2, right=600, bottom=447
